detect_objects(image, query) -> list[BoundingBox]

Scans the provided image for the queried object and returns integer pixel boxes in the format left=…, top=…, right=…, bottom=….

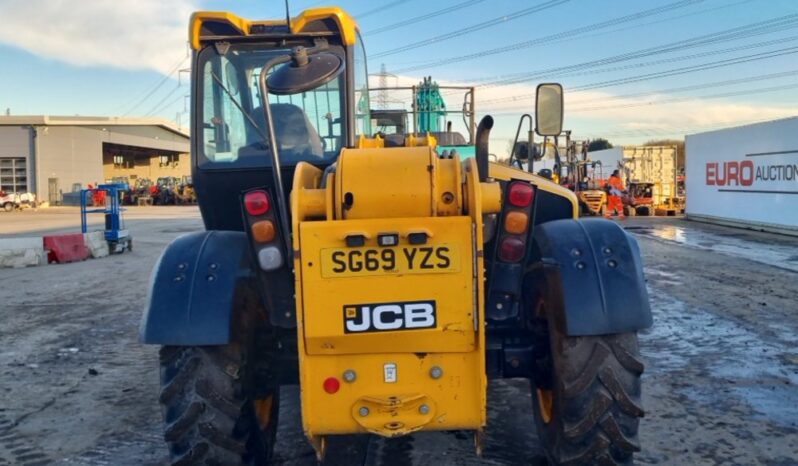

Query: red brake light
left=323, top=377, right=340, bottom=394
left=508, top=182, right=534, bottom=207
left=499, top=237, right=526, bottom=262
left=245, top=191, right=270, bottom=216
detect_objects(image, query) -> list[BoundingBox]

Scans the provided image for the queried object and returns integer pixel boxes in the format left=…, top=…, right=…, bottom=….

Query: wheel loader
left=140, top=7, right=652, bottom=465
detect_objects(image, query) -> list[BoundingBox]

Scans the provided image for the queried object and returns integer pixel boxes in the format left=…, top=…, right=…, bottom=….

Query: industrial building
left=0, top=116, right=190, bottom=204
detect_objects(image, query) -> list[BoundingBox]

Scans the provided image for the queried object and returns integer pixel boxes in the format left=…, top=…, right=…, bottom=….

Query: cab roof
left=190, top=7, right=358, bottom=50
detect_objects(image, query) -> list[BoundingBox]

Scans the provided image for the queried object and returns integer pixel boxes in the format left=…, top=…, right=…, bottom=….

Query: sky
left=1, top=0, right=797, bottom=153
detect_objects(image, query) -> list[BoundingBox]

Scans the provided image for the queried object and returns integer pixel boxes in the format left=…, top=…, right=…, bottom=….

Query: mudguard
left=533, top=218, right=652, bottom=336
left=139, top=230, right=252, bottom=345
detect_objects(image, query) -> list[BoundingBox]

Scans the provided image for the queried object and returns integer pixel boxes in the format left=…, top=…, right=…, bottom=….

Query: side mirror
left=535, top=83, right=563, bottom=137
left=266, top=47, right=344, bottom=95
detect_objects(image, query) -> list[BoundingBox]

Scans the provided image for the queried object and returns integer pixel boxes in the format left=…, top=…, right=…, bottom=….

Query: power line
left=394, top=0, right=706, bottom=73
left=355, top=0, right=412, bottom=19
left=565, top=83, right=798, bottom=113
left=369, top=0, right=571, bottom=59
left=143, top=84, right=184, bottom=117
left=120, top=56, right=188, bottom=116
left=480, top=14, right=798, bottom=90
left=568, top=69, right=798, bottom=105
left=365, top=0, right=487, bottom=36
left=483, top=45, right=798, bottom=114
left=570, top=46, right=798, bottom=92
left=480, top=35, right=798, bottom=105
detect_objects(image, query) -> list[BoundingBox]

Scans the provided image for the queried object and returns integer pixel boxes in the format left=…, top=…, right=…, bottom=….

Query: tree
left=588, top=138, right=613, bottom=151
left=643, top=139, right=684, bottom=169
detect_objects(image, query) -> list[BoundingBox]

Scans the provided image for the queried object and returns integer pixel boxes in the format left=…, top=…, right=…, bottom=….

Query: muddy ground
left=0, top=207, right=796, bottom=465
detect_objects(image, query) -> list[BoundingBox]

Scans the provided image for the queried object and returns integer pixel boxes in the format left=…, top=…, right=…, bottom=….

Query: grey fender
left=533, top=218, right=652, bottom=336
left=139, top=230, right=253, bottom=345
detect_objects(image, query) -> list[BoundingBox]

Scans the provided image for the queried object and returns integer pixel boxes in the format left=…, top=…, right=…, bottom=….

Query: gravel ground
left=0, top=207, right=796, bottom=465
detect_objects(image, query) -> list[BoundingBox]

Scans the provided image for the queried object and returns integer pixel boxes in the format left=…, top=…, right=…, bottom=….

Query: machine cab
left=189, top=9, right=370, bottom=231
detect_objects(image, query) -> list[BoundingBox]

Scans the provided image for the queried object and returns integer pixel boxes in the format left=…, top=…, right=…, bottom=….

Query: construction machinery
left=140, top=7, right=652, bottom=465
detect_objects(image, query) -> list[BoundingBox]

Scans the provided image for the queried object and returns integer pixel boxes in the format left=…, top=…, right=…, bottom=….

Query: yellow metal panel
left=190, top=12, right=250, bottom=50
left=301, top=351, right=485, bottom=436
left=190, top=7, right=359, bottom=50
left=299, top=216, right=475, bottom=355
left=291, top=7, right=359, bottom=46
left=337, top=147, right=436, bottom=220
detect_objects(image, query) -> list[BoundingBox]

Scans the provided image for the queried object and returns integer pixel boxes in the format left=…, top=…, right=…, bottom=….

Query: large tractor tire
left=158, top=289, right=280, bottom=466
left=159, top=344, right=278, bottom=466
left=531, top=298, right=644, bottom=465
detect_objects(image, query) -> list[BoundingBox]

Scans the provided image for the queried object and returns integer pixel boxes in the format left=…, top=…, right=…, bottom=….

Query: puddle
left=635, top=225, right=798, bottom=273
left=642, top=288, right=798, bottom=427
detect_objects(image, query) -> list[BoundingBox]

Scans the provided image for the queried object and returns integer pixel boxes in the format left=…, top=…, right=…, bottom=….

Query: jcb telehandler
left=141, top=7, right=652, bottom=465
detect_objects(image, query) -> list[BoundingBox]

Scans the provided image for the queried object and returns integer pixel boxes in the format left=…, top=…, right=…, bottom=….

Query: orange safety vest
left=608, top=175, right=624, bottom=193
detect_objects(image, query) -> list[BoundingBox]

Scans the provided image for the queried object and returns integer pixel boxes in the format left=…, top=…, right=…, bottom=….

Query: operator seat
left=245, top=103, right=324, bottom=159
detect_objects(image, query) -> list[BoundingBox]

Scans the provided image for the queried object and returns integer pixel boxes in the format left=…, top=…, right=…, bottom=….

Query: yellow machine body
left=291, top=147, right=502, bottom=440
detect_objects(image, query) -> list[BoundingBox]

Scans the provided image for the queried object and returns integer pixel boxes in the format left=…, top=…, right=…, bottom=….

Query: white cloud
left=0, top=0, right=198, bottom=75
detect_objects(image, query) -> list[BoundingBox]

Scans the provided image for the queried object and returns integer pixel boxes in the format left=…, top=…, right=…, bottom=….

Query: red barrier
left=43, top=233, right=89, bottom=263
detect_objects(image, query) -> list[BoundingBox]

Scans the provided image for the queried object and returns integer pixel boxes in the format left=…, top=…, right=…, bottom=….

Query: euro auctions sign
left=705, top=156, right=798, bottom=190
left=686, top=117, right=798, bottom=233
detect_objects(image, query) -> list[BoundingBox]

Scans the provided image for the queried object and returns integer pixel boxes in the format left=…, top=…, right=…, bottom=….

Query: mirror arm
left=509, top=113, right=532, bottom=171
left=258, top=54, right=295, bottom=267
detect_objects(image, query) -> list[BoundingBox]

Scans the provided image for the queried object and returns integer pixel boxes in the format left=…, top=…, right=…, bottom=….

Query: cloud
left=0, top=0, right=197, bottom=75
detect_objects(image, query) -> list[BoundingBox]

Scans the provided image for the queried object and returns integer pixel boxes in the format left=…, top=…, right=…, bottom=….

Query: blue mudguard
left=140, top=230, right=252, bottom=345
left=533, top=218, right=652, bottom=336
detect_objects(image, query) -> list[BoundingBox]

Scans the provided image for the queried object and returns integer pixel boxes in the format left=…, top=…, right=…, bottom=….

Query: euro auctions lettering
left=706, top=152, right=798, bottom=193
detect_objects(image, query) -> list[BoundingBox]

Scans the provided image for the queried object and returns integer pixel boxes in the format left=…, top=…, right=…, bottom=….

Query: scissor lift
left=80, top=183, right=132, bottom=253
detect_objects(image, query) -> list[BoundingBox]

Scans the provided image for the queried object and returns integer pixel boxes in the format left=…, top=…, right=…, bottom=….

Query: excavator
left=140, top=7, right=652, bottom=465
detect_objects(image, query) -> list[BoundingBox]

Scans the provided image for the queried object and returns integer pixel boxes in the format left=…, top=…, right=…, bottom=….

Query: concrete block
left=0, top=237, right=46, bottom=268
left=84, top=231, right=110, bottom=258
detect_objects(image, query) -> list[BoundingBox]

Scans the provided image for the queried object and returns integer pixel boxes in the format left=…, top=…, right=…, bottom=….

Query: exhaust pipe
left=475, top=115, right=494, bottom=182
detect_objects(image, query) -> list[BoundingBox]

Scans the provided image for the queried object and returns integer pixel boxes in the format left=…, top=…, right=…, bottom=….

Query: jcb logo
left=344, top=301, right=436, bottom=333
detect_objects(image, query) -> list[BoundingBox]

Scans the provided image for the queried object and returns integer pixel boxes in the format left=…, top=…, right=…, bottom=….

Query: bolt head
left=359, top=407, right=369, bottom=417
left=429, top=366, right=443, bottom=379
left=419, top=404, right=430, bottom=415
left=343, top=370, right=356, bottom=383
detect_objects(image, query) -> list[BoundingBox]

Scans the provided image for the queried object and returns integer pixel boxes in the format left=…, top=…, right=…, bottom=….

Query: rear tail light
left=499, top=237, right=526, bottom=262
left=504, top=211, right=529, bottom=234
left=508, top=182, right=534, bottom=207
left=245, top=190, right=270, bottom=216
left=257, top=246, right=283, bottom=271
left=252, top=220, right=276, bottom=243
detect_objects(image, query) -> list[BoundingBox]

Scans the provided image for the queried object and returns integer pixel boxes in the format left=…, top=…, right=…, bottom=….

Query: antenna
left=284, top=0, right=292, bottom=29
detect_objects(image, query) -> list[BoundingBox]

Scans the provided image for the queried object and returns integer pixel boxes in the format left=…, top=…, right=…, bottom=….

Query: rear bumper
left=300, top=351, right=485, bottom=436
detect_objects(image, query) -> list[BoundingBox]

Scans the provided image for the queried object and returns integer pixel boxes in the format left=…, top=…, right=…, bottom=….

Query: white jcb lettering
left=345, top=306, right=371, bottom=332
left=404, top=303, right=435, bottom=328
left=373, top=305, right=403, bottom=330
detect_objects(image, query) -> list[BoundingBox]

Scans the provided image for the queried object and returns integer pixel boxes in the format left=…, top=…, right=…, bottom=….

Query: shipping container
left=685, top=117, right=798, bottom=236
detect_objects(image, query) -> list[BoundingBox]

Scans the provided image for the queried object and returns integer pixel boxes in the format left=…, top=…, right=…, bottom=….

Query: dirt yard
left=0, top=207, right=796, bottom=465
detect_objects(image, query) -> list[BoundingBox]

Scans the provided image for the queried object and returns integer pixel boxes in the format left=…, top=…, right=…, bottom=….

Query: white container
left=685, top=117, right=798, bottom=235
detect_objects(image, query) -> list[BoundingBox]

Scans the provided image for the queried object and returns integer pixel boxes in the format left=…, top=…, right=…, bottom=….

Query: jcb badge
left=344, top=301, right=436, bottom=333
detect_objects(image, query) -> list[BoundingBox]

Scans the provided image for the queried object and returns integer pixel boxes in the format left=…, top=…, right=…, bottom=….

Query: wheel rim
left=534, top=296, right=553, bottom=424
left=254, top=395, right=274, bottom=430
left=536, top=388, right=553, bottom=424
